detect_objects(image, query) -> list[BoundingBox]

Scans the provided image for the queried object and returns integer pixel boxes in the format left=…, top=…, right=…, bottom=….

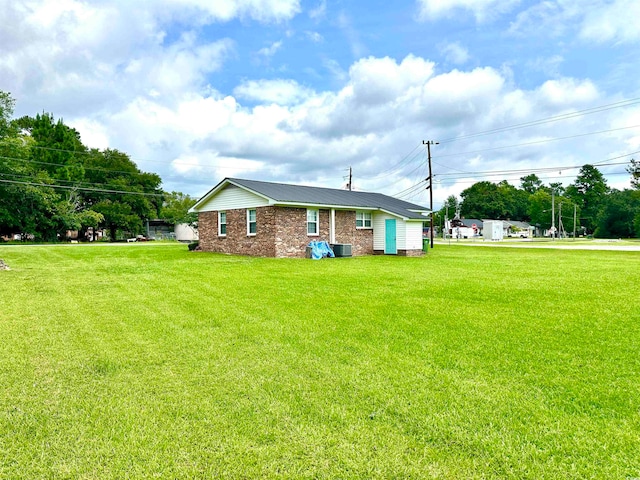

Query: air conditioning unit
left=331, top=243, right=352, bottom=257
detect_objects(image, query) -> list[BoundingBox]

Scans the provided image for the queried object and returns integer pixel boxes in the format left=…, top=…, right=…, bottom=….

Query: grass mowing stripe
left=0, top=243, right=639, bottom=478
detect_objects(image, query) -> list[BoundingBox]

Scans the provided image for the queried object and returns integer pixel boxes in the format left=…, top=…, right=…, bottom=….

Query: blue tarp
left=308, top=240, right=335, bottom=260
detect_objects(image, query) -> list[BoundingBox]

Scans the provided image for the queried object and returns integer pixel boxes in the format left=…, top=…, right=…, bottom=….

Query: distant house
left=445, top=218, right=534, bottom=240
left=447, top=218, right=483, bottom=238
left=145, top=219, right=199, bottom=242
left=189, top=178, right=431, bottom=258
left=503, top=220, right=534, bottom=238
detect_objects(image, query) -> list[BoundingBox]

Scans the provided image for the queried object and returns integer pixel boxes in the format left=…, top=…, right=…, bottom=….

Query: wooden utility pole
left=551, top=188, right=556, bottom=241
left=423, top=140, right=438, bottom=248
left=348, top=166, right=352, bottom=191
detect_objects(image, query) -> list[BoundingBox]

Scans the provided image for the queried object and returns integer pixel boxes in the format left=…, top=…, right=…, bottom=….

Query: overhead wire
left=0, top=154, right=155, bottom=178
left=390, top=150, right=638, bottom=201
left=7, top=142, right=266, bottom=175
left=432, top=125, right=640, bottom=160
left=433, top=170, right=632, bottom=187
left=357, top=143, right=423, bottom=181
left=0, top=169, right=162, bottom=193
left=0, top=178, right=163, bottom=196
left=433, top=152, right=640, bottom=179
left=438, top=97, right=640, bottom=144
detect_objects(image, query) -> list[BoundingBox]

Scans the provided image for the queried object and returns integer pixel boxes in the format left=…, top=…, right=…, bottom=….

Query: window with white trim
left=307, top=209, right=319, bottom=235
left=356, top=211, right=372, bottom=229
left=247, top=209, right=257, bottom=235
left=218, top=211, right=227, bottom=236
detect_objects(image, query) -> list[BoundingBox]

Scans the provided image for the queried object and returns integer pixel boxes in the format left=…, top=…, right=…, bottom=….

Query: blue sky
left=1, top=0, right=639, bottom=209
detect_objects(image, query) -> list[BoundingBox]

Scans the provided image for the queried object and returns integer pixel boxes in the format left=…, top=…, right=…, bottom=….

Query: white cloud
left=0, top=0, right=294, bottom=116
left=349, top=55, right=436, bottom=106
left=234, top=79, right=314, bottom=105
left=579, top=0, right=640, bottom=44
left=535, top=78, right=598, bottom=106
left=257, top=40, right=283, bottom=58
left=337, top=12, right=366, bottom=58
left=526, top=55, right=564, bottom=78
left=417, top=0, right=520, bottom=22
left=70, top=118, right=110, bottom=150
left=308, top=0, right=327, bottom=20
left=510, top=0, right=640, bottom=44
left=139, top=35, right=234, bottom=99
left=150, top=0, right=301, bottom=24
left=305, top=31, right=324, bottom=43
left=322, top=59, right=348, bottom=83
left=439, top=42, right=470, bottom=65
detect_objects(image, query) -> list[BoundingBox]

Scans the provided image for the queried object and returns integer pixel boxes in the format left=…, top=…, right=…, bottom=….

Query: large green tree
left=497, top=180, right=529, bottom=220
left=460, top=181, right=529, bottom=220
left=527, top=189, right=580, bottom=236
left=628, top=158, right=640, bottom=190
left=460, top=181, right=504, bottom=218
left=565, top=165, right=609, bottom=233
left=0, top=91, right=17, bottom=139
left=0, top=92, right=162, bottom=242
left=520, top=174, right=543, bottom=194
left=594, top=189, right=640, bottom=238
left=160, top=191, right=198, bottom=226
left=83, top=149, right=162, bottom=240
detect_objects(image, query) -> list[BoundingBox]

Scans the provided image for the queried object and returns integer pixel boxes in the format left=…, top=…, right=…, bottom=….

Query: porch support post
left=330, top=209, right=336, bottom=244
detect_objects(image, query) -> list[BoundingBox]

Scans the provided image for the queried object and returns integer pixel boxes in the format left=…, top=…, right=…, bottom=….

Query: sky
left=2, top=0, right=640, bottom=209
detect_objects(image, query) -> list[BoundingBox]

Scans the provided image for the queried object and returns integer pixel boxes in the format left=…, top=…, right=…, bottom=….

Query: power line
left=0, top=170, right=160, bottom=192
left=0, top=155, right=151, bottom=178
left=357, top=143, right=423, bottom=180
left=393, top=179, right=428, bottom=198
left=433, top=170, right=632, bottom=187
left=391, top=152, right=637, bottom=201
left=0, top=178, right=163, bottom=197
left=434, top=152, right=640, bottom=179
left=8, top=143, right=260, bottom=172
left=439, top=97, right=640, bottom=143
left=433, top=125, right=640, bottom=160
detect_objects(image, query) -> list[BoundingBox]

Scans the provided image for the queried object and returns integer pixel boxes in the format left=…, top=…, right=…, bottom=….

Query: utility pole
left=444, top=205, right=448, bottom=240
left=573, top=203, right=577, bottom=241
left=346, top=166, right=352, bottom=191
left=423, top=140, right=438, bottom=248
left=551, top=188, right=556, bottom=241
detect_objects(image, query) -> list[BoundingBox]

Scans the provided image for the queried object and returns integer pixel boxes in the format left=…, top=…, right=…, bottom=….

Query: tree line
left=0, top=91, right=196, bottom=242
left=438, top=162, right=640, bottom=238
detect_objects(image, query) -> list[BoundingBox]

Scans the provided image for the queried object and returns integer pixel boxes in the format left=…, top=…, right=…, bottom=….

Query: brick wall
left=198, top=207, right=276, bottom=257
left=274, top=207, right=331, bottom=258
left=199, top=206, right=383, bottom=258
left=198, top=211, right=217, bottom=252
left=334, top=210, right=374, bottom=256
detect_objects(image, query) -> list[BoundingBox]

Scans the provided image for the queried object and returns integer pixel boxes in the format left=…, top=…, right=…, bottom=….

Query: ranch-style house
left=189, top=178, right=431, bottom=258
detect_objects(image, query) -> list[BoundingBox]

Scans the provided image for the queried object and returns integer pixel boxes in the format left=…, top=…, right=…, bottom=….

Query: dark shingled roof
left=200, top=178, right=430, bottom=220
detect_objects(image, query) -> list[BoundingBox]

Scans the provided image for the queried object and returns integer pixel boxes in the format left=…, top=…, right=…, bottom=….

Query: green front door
left=385, top=219, right=397, bottom=254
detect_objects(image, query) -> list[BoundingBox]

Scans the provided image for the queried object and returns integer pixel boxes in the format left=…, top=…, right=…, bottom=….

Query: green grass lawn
left=1, top=243, right=639, bottom=479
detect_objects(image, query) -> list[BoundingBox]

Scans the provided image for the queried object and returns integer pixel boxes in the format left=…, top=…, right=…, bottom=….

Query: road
left=433, top=239, right=640, bottom=251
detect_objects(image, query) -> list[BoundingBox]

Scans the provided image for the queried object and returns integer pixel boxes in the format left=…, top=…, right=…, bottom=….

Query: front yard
left=0, top=243, right=638, bottom=478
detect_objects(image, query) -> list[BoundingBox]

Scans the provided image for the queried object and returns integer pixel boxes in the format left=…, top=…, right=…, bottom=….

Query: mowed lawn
left=0, top=244, right=638, bottom=479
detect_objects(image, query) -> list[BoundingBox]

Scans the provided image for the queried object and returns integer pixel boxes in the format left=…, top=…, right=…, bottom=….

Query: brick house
left=189, top=178, right=431, bottom=258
